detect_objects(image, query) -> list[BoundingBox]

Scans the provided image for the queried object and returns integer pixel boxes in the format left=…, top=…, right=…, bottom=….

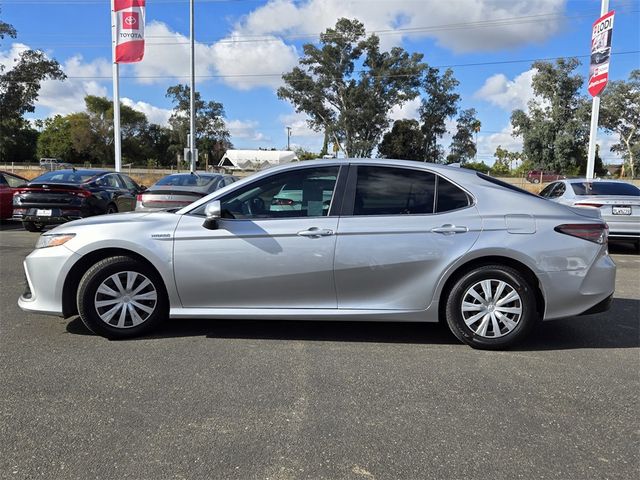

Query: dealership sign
left=113, top=0, right=146, bottom=63
left=588, top=10, right=614, bottom=97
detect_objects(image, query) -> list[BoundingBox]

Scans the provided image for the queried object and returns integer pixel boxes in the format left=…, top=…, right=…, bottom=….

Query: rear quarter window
left=436, top=176, right=471, bottom=212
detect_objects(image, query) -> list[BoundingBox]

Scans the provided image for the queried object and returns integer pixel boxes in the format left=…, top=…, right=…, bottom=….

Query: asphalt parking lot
left=0, top=220, right=638, bottom=480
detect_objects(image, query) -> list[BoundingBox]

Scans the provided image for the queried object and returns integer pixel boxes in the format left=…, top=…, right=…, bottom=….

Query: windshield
left=571, top=182, right=640, bottom=196
left=155, top=174, right=218, bottom=188
left=31, top=170, right=102, bottom=184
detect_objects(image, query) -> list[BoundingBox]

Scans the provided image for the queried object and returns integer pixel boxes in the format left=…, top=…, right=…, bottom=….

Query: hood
left=46, top=210, right=181, bottom=233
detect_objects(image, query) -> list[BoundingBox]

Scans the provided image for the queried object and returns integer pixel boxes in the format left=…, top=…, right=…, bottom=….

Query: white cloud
left=121, top=98, right=172, bottom=125
left=134, top=21, right=298, bottom=90
left=36, top=54, right=111, bottom=115
left=0, top=42, right=28, bottom=71
left=476, top=124, right=523, bottom=164
left=475, top=69, right=537, bottom=111
left=278, top=111, right=323, bottom=138
left=227, top=119, right=270, bottom=143
left=389, top=97, right=421, bottom=122
left=233, top=0, right=567, bottom=53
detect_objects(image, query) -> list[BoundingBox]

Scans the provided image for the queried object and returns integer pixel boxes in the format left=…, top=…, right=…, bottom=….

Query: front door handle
left=431, top=224, right=468, bottom=235
left=297, top=227, right=334, bottom=237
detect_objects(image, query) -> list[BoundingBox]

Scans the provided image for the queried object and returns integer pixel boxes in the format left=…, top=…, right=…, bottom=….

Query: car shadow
left=66, top=298, right=639, bottom=350
left=0, top=219, right=26, bottom=231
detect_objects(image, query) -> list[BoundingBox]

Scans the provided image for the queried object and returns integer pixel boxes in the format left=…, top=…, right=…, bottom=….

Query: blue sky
left=1, top=0, right=639, bottom=164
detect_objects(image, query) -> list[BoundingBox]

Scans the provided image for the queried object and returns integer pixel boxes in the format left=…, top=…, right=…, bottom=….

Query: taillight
left=272, top=198, right=295, bottom=206
left=72, top=189, right=92, bottom=198
left=136, top=194, right=143, bottom=202
left=574, top=202, right=603, bottom=208
left=554, top=223, right=608, bottom=244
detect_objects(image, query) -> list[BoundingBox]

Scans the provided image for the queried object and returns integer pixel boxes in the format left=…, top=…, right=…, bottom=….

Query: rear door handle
left=431, top=224, right=468, bottom=235
left=297, top=227, right=334, bottom=237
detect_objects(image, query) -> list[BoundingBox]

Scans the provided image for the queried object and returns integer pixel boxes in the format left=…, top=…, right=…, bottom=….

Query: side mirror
left=203, top=200, right=221, bottom=230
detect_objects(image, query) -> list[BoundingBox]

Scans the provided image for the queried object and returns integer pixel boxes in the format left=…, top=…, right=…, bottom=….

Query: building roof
left=218, top=149, right=298, bottom=170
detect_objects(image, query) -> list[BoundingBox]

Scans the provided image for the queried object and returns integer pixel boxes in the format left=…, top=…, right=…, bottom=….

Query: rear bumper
left=578, top=293, right=613, bottom=316
left=541, top=251, right=616, bottom=321
left=13, top=207, right=88, bottom=225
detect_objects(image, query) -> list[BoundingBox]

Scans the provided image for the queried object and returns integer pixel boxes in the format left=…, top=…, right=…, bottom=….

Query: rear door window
left=353, top=166, right=436, bottom=216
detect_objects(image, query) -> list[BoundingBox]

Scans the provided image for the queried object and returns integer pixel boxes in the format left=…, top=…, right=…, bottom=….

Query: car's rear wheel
left=445, top=265, right=538, bottom=350
left=106, top=203, right=118, bottom=214
left=23, top=221, right=44, bottom=232
left=532, top=178, right=540, bottom=184
left=77, top=256, right=167, bottom=339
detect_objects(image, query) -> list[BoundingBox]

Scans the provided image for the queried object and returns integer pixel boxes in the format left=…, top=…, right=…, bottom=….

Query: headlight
left=35, top=233, right=76, bottom=249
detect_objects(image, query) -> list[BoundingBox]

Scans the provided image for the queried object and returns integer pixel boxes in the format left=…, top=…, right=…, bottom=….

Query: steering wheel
left=246, top=197, right=266, bottom=216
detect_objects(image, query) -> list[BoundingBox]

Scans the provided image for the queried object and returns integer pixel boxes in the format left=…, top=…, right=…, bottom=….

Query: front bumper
left=18, top=245, right=79, bottom=317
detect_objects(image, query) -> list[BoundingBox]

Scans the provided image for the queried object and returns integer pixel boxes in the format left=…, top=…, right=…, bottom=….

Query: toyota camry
left=18, top=159, right=616, bottom=349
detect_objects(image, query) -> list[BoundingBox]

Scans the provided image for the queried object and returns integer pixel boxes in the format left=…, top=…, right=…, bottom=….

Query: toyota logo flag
left=112, top=0, right=145, bottom=63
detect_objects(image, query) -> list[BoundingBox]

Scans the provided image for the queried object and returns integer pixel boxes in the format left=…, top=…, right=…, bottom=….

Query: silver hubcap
left=94, top=271, right=157, bottom=329
left=461, top=279, right=523, bottom=338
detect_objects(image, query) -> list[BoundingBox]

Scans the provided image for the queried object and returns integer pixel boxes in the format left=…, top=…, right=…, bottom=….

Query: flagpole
left=111, top=0, right=122, bottom=173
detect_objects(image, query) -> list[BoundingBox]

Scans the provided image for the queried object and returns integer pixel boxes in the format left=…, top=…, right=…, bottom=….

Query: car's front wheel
left=445, top=265, right=538, bottom=350
left=77, top=256, right=167, bottom=339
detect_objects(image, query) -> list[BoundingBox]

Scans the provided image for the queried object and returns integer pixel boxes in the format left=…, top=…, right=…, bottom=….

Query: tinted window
left=120, top=175, right=139, bottom=191
left=1, top=173, right=25, bottom=187
left=436, top=176, right=470, bottom=212
left=539, top=184, right=555, bottom=198
left=31, top=170, right=102, bottom=184
left=213, top=166, right=339, bottom=219
left=156, top=174, right=218, bottom=188
left=549, top=183, right=565, bottom=198
left=570, top=182, right=640, bottom=196
left=354, top=167, right=435, bottom=216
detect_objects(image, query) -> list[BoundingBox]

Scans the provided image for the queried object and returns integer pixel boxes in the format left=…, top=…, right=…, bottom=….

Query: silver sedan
left=539, top=178, right=640, bottom=250
left=19, top=159, right=615, bottom=349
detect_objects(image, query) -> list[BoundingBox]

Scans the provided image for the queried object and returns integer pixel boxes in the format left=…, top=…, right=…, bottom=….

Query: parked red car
left=0, top=171, right=28, bottom=219
left=526, top=170, right=565, bottom=184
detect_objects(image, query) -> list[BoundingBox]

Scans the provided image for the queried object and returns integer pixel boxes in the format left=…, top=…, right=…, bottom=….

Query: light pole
left=189, top=0, right=196, bottom=173
left=286, top=126, right=292, bottom=150
left=586, top=0, right=611, bottom=180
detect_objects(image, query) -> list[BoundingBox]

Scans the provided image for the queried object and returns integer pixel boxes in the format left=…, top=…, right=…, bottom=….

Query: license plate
left=612, top=206, right=631, bottom=215
left=35, top=209, right=52, bottom=217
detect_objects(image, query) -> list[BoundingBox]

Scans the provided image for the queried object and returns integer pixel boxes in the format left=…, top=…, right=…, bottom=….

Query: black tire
left=76, top=256, right=168, bottom=339
left=106, top=203, right=118, bottom=214
left=532, top=178, right=540, bottom=184
left=23, top=221, right=44, bottom=232
left=445, top=265, right=538, bottom=350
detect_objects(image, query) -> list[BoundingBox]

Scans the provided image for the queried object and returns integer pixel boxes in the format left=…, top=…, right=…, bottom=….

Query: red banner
left=112, top=0, right=146, bottom=63
left=588, top=10, right=614, bottom=97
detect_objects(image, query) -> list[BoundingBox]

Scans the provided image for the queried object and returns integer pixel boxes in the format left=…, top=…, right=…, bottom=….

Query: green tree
left=462, top=161, right=491, bottom=174
left=493, top=145, right=522, bottom=175
left=511, top=58, right=590, bottom=174
left=165, top=84, right=231, bottom=165
left=377, top=119, right=425, bottom=160
left=447, top=108, right=480, bottom=164
left=294, top=148, right=319, bottom=161
left=0, top=17, right=66, bottom=162
left=600, top=69, right=640, bottom=178
left=278, top=18, right=425, bottom=158
left=419, top=67, right=460, bottom=162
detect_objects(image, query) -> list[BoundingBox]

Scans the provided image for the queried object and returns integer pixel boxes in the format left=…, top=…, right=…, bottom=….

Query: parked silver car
left=19, top=159, right=615, bottom=349
left=539, top=178, right=640, bottom=249
left=135, top=172, right=237, bottom=211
